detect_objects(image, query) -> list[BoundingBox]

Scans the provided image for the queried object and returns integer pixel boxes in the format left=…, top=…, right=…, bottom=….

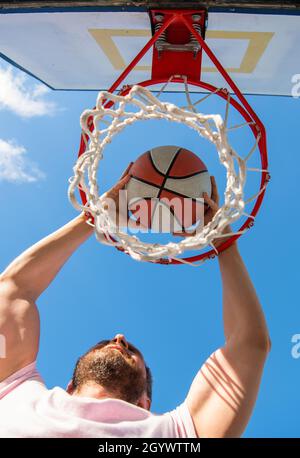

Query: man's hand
left=173, top=175, right=220, bottom=237
left=101, top=163, right=133, bottom=228
left=104, top=163, right=133, bottom=210
left=203, top=175, right=219, bottom=226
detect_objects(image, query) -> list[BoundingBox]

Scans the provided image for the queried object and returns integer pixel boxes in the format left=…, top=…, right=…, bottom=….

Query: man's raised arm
left=186, top=239, right=271, bottom=437
left=185, top=177, right=270, bottom=438
left=0, top=168, right=131, bottom=382
left=0, top=214, right=93, bottom=381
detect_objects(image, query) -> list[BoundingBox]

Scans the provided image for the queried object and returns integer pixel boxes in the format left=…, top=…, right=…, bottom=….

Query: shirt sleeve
left=167, top=401, right=198, bottom=438
left=0, top=361, right=44, bottom=400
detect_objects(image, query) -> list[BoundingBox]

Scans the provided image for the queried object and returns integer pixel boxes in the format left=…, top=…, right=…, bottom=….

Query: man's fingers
left=210, top=176, right=219, bottom=205
left=119, top=173, right=131, bottom=187
left=109, top=174, right=131, bottom=194
left=211, top=175, right=218, bottom=195
left=106, top=164, right=133, bottom=199
left=203, top=192, right=219, bottom=211
left=120, top=162, right=133, bottom=180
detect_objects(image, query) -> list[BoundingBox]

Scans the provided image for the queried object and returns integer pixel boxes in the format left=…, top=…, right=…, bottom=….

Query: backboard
left=0, top=1, right=299, bottom=95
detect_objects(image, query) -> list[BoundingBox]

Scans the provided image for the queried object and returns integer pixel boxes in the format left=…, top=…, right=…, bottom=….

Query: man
left=0, top=170, right=270, bottom=438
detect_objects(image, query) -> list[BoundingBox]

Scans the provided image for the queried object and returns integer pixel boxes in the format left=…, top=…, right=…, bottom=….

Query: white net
left=68, top=82, right=266, bottom=265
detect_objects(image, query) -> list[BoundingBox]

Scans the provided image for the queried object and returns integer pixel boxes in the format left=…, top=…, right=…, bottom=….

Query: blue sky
left=0, top=60, right=299, bottom=438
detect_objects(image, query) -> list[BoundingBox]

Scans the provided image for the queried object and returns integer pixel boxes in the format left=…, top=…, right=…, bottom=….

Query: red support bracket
left=150, top=9, right=207, bottom=81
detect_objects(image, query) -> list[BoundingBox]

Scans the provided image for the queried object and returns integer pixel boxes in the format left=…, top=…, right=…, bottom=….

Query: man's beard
left=78, top=348, right=146, bottom=404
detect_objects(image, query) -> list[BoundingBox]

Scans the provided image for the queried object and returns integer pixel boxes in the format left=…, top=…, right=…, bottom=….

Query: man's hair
left=72, top=342, right=153, bottom=403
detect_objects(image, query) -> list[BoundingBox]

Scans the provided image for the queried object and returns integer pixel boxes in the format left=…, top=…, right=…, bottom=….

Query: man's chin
left=104, top=347, right=132, bottom=361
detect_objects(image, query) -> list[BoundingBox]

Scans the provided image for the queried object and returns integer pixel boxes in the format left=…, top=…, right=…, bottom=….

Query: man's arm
left=186, top=242, right=271, bottom=438
left=0, top=214, right=93, bottom=381
left=0, top=167, right=131, bottom=383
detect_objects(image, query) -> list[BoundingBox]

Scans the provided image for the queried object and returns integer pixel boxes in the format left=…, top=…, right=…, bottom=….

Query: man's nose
left=113, top=334, right=129, bottom=349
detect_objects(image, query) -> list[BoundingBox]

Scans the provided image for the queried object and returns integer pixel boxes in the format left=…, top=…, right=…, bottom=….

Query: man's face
left=94, top=334, right=147, bottom=378
left=72, top=334, right=149, bottom=407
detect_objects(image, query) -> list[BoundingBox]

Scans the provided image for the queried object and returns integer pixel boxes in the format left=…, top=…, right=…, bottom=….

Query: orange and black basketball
left=125, top=145, right=211, bottom=232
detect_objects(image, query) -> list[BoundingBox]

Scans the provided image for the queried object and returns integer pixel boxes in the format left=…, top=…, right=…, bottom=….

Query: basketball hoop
left=68, top=9, right=269, bottom=266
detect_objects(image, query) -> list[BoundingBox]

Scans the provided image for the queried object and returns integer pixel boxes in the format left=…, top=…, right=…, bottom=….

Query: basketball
left=125, top=146, right=212, bottom=232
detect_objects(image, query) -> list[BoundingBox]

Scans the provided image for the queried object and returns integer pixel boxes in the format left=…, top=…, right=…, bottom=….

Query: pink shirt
left=0, top=362, right=197, bottom=438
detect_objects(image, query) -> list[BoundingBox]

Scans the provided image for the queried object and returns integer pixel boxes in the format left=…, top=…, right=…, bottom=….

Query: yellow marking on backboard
left=89, top=29, right=274, bottom=74
left=203, top=31, right=274, bottom=73
left=89, top=29, right=151, bottom=71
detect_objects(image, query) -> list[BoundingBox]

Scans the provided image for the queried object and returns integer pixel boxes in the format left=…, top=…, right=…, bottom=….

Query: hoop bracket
left=151, top=9, right=207, bottom=81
